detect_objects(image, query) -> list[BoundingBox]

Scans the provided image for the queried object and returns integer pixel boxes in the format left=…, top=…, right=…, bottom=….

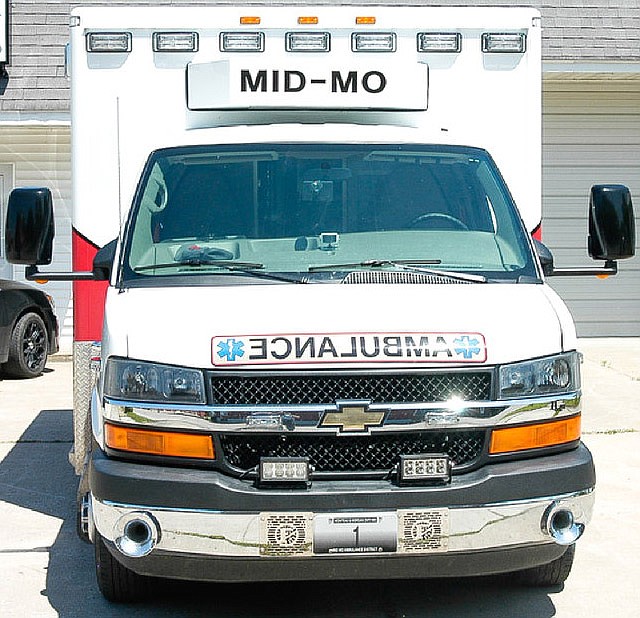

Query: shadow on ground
left=0, top=409, right=560, bottom=617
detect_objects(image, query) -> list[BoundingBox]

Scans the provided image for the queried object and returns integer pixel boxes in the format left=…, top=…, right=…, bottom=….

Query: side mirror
left=533, top=239, right=554, bottom=276
left=93, top=238, right=118, bottom=281
left=588, top=185, right=635, bottom=261
left=5, top=187, right=55, bottom=265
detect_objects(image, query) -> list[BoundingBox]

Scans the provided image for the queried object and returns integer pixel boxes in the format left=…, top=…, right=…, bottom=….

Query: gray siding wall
left=543, top=79, right=640, bottom=336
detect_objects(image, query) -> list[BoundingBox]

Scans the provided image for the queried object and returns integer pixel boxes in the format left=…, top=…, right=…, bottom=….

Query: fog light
left=260, top=457, right=310, bottom=486
left=399, top=454, right=451, bottom=484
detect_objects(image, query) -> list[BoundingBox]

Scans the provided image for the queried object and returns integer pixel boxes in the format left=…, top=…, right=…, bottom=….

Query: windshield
left=121, top=143, right=537, bottom=283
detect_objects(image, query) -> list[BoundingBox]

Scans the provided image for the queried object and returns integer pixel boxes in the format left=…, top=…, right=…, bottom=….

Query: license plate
left=313, top=512, right=397, bottom=554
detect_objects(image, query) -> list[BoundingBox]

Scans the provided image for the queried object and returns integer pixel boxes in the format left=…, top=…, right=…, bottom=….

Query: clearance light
left=286, top=32, right=330, bottom=52
left=86, top=32, right=132, bottom=53
left=105, top=423, right=215, bottom=459
left=220, top=32, right=265, bottom=52
left=298, top=16, right=319, bottom=25
left=356, top=17, right=377, bottom=25
left=489, top=415, right=581, bottom=455
left=152, top=32, right=198, bottom=52
left=418, top=32, right=462, bottom=53
left=352, top=32, right=396, bottom=52
left=482, top=32, right=526, bottom=53
left=240, top=16, right=261, bottom=25
left=259, top=457, right=310, bottom=486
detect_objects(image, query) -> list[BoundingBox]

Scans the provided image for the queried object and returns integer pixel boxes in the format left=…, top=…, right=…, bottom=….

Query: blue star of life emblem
left=453, top=335, right=482, bottom=360
left=217, top=338, right=245, bottom=362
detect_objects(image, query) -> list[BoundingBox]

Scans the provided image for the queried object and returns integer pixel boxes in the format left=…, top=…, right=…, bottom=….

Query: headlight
left=499, top=352, right=580, bottom=399
left=104, top=357, right=206, bottom=404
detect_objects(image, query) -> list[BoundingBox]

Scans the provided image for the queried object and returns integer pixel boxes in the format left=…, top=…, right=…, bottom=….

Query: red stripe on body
left=73, top=230, right=108, bottom=342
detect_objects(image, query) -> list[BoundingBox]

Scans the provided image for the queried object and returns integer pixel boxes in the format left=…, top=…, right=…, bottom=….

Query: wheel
left=3, top=312, right=49, bottom=378
left=513, top=544, right=575, bottom=587
left=409, top=212, right=469, bottom=230
left=95, top=533, right=150, bottom=602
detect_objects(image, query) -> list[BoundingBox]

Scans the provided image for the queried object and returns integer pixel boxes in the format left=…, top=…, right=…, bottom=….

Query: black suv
left=0, top=279, right=59, bottom=378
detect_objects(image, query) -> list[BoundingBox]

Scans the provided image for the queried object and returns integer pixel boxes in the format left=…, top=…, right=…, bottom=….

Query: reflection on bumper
left=92, top=489, right=593, bottom=560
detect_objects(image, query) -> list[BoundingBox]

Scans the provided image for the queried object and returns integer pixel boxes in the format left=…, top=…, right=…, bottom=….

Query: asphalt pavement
left=0, top=339, right=638, bottom=617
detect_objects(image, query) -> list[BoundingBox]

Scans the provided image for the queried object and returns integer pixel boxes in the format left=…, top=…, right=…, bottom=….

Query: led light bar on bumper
left=104, top=357, right=206, bottom=404
left=259, top=457, right=310, bottom=486
left=498, top=352, right=580, bottom=399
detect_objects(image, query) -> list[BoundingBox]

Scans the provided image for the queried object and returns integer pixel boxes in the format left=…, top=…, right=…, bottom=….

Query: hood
left=103, top=282, right=570, bottom=369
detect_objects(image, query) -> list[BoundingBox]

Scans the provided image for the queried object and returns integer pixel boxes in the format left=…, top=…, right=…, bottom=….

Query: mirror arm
left=546, top=260, right=618, bottom=277
left=25, top=265, right=97, bottom=281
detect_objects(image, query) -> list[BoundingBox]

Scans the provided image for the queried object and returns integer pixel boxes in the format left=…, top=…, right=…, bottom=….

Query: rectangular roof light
left=286, top=32, right=330, bottom=52
left=152, top=32, right=198, bottom=52
left=482, top=32, right=526, bottom=53
left=220, top=32, right=265, bottom=52
left=352, top=32, right=396, bottom=52
left=86, top=32, right=132, bottom=53
left=417, top=32, right=461, bottom=53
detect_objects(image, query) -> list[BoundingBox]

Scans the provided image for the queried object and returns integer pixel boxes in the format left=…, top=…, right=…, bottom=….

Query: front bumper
left=89, top=444, right=595, bottom=582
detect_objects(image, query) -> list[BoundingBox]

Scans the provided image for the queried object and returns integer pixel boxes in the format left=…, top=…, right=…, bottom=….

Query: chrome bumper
left=92, top=489, right=593, bottom=561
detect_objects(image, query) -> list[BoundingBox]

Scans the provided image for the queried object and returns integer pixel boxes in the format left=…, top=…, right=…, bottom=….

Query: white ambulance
left=4, top=5, right=635, bottom=602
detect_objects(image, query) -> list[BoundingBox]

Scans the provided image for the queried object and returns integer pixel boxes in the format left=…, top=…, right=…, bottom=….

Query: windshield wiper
left=308, top=259, right=487, bottom=283
left=134, top=260, right=265, bottom=272
left=133, top=261, right=310, bottom=283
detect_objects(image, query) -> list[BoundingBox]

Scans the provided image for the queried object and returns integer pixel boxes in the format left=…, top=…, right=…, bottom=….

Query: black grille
left=210, top=372, right=492, bottom=405
left=220, top=431, right=485, bottom=473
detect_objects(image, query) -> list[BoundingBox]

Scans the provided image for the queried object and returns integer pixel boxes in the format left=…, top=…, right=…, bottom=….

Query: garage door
left=542, top=77, right=640, bottom=336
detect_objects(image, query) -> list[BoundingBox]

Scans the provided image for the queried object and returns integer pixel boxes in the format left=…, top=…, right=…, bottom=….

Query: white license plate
left=313, top=512, right=397, bottom=554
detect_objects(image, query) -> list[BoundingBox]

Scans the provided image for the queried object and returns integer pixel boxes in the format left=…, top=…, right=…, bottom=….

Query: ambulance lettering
left=212, top=333, right=487, bottom=366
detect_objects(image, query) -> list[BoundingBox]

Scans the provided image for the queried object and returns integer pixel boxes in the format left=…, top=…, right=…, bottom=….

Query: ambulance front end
left=86, top=135, right=595, bottom=590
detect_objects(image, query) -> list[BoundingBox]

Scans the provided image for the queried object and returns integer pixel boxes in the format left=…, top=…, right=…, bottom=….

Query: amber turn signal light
left=105, top=423, right=215, bottom=459
left=489, top=415, right=581, bottom=454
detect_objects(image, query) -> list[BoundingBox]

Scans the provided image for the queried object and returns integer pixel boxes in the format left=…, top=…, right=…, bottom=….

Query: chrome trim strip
left=92, top=490, right=594, bottom=558
left=102, top=392, right=581, bottom=433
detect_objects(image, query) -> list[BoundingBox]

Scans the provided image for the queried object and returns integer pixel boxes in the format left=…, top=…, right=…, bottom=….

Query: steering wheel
left=409, top=213, right=469, bottom=230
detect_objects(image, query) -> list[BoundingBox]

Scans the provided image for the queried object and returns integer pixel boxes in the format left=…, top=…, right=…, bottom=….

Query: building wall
left=543, top=78, right=640, bottom=336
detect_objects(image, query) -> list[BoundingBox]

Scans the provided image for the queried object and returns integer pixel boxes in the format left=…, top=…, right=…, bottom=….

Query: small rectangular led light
left=298, top=16, right=319, bottom=25
left=220, top=32, right=265, bottom=52
left=153, top=32, right=199, bottom=52
left=482, top=32, right=526, bottom=53
left=352, top=32, right=396, bottom=52
left=260, top=457, right=310, bottom=484
left=400, top=454, right=451, bottom=484
left=86, top=32, right=132, bottom=53
left=356, top=17, right=377, bottom=25
left=417, top=32, right=462, bottom=53
left=240, top=16, right=261, bottom=25
left=286, top=32, right=330, bottom=52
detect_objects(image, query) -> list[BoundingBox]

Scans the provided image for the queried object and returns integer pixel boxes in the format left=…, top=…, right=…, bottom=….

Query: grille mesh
left=210, top=372, right=492, bottom=405
left=220, top=431, right=485, bottom=472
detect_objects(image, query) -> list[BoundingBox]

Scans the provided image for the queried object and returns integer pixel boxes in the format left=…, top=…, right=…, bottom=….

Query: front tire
left=4, top=312, right=49, bottom=378
left=95, top=533, right=150, bottom=602
left=513, top=544, right=575, bottom=587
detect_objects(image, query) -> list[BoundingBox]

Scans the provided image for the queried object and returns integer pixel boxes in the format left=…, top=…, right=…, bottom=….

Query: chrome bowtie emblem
left=320, top=403, right=385, bottom=433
